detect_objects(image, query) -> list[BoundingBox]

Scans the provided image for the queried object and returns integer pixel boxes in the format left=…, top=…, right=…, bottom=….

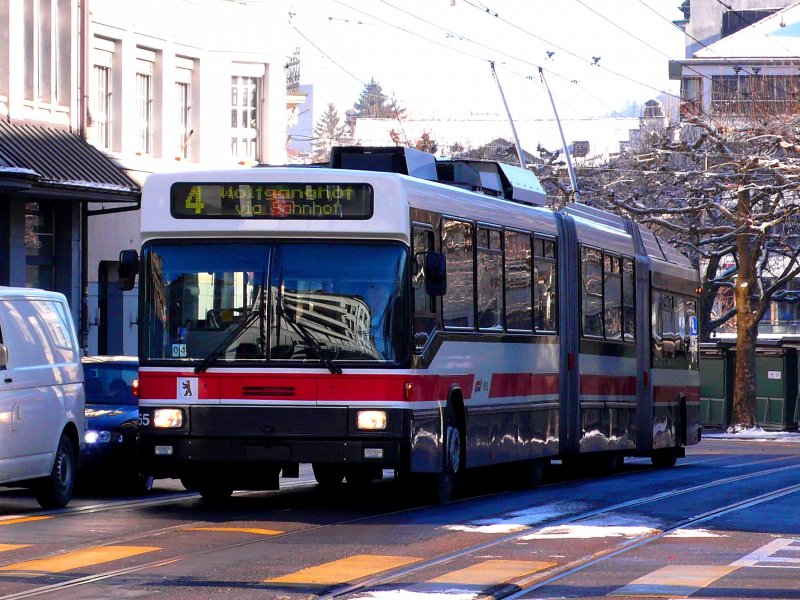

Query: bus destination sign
left=170, top=182, right=373, bottom=219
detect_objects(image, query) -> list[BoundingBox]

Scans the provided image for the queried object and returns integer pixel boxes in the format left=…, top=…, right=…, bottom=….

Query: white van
left=0, top=287, right=85, bottom=508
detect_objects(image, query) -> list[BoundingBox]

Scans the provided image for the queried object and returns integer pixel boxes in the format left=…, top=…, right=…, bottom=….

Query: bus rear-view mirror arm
left=425, top=252, right=447, bottom=297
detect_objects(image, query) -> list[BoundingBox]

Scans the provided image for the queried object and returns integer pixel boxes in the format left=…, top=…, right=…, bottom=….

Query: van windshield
left=140, top=241, right=410, bottom=366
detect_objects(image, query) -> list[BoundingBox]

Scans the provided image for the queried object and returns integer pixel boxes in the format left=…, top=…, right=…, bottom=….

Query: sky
left=288, top=0, right=687, bottom=123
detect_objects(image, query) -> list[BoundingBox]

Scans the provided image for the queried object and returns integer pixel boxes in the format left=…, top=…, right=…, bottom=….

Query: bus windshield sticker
left=170, top=183, right=373, bottom=219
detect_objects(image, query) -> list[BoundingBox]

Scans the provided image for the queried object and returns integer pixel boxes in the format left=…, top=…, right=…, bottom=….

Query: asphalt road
left=0, top=438, right=799, bottom=599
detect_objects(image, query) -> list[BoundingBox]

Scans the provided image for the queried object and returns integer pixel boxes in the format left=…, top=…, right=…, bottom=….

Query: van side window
left=0, top=299, right=76, bottom=367
left=442, top=218, right=475, bottom=329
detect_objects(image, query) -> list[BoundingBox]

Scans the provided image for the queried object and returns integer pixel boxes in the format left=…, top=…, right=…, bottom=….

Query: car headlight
left=357, top=410, right=387, bottom=430
left=153, top=408, right=184, bottom=428
left=84, top=430, right=122, bottom=444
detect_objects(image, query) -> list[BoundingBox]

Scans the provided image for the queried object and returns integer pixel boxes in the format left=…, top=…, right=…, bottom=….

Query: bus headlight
left=152, top=408, right=184, bottom=428
left=357, top=410, right=387, bottom=430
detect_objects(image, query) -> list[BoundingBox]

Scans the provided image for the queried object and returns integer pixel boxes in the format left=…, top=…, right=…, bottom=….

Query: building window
left=93, top=64, right=112, bottom=149
left=231, top=75, right=260, bottom=161
left=711, top=74, right=800, bottom=115
left=175, top=58, right=194, bottom=160
left=136, top=57, right=154, bottom=155
left=176, top=81, right=191, bottom=158
left=680, top=76, right=702, bottom=117
left=24, top=202, right=55, bottom=290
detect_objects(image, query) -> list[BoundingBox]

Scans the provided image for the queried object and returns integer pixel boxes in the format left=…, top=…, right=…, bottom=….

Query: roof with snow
left=0, top=119, right=140, bottom=202
left=694, top=3, right=800, bottom=59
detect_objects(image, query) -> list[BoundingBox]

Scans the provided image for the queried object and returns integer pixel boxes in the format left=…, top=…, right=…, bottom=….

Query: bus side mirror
left=117, top=249, right=140, bottom=292
left=425, top=252, right=447, bottom=297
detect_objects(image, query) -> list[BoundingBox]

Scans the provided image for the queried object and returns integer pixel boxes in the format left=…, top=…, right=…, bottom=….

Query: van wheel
left=35, top=434, right=76, bottom=509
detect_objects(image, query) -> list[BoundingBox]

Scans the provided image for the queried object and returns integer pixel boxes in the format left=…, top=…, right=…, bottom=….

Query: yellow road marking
left=265, top=554, right=419, bottom=585
left=0, top=545, right=160, bottom=575
left=0, top=516, right=51, bottom=526
left=429, top=559, right=555, bottom=585
left=610, top=564, right=738, bottom=597
left=0, top=545, right=29, bottom=553
left=187, top=527, right=282, bottom=536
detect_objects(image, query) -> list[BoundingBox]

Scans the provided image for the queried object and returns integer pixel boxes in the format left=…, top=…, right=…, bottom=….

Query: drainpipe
left=79, top=0, right=90, bottom=352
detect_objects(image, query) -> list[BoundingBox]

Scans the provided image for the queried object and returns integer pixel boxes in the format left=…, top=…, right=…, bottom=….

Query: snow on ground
left=520, top=513, right=663, bottom=540
left=665, top=528, right=727, bottom=538
left=703, top=427, right=800, bottom=442
left=443, top=502, right=588, bottom=534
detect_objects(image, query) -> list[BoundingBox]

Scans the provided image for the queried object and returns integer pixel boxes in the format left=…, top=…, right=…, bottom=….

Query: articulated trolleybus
left=123, top=146, right=700, bottom=503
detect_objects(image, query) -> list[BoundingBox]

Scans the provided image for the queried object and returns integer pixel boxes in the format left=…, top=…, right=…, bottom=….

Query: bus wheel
left=518, top=458, right=546, bottom=489
left=433, top=403, right=463, bottom=504
left=312, top=464, right=345, bottom=487
left=198, top=484, right=233, bottom=504
left=651, top=448, right=679, bottom=468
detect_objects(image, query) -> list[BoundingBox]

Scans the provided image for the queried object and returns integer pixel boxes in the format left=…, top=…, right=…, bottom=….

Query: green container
left=700, top=342, right=734, bottom=428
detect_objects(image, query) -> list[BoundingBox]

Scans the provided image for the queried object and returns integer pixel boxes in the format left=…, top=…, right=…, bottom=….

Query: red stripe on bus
left=580, top=374, right=637, bottom=396
left=489, top=373, right=559, bottom=398
left=138, top=371, right=476, bottom=403
left=653, top=385, right=700, bottom=404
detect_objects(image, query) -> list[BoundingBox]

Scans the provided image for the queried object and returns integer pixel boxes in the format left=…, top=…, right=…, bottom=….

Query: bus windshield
left=141, top=241, right=410, bottom=366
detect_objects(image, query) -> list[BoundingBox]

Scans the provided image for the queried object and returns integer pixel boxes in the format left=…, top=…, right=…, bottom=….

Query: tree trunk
left=731, top=190, right=757, bottom=428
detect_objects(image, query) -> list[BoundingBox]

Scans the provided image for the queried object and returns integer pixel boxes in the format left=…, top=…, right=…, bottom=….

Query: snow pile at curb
left=703, top=426, right=800, bottom=442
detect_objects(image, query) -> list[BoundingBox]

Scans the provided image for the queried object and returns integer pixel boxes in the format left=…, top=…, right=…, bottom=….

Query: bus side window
left=412, top=226, right=437, bottom=350
left=534, top=237, right=557, bottom=333
left=504, top=230, right=533, bottom=331
left=603, top=255, right=622, bottom=340
left=442, top=219, right=475, bottom=329
left=581, top=246, right=603, bottom=338
left=477, top=226, right=503, bottom=331
left=622, top=257, right=636, bottom=341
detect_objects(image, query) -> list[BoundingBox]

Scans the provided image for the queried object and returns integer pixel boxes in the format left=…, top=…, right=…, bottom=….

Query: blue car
left=80, top=356, right=152, bottom=494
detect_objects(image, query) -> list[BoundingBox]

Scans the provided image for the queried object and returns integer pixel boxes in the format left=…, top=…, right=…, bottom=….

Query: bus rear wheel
left=198, top=484, right=233, bottom=504
left=312, top=464, right=345, bottom=487
left=651, top=448, right=679, bottom=468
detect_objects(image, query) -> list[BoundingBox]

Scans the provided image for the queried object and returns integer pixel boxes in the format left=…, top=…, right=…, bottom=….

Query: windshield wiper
left=194, top=308, right=263, bottom=373
left=275, top=287, right=342, bottom=375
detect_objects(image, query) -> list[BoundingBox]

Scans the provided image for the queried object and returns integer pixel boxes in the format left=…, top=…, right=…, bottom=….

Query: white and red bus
left=123, top=146, right=700, bottom=503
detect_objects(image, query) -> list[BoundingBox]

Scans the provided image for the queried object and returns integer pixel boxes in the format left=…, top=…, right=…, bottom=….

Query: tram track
left=2, top=459, right=799, bottom=599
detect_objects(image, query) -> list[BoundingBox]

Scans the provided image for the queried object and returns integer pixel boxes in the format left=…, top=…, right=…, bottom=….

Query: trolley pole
left=539, top=67, right=580, bottom=200
left=490, top=61, right=526, bottom=169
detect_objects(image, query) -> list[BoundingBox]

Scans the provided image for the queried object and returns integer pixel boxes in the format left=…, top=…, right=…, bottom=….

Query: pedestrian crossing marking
left=264, top=554, right=419, bottom=585
left=0, top=545, right=160, bottom=575
left=187, top=527, right=282, bottom=536
left=731, top=538, right=800, bottom=568
left=428, top=559, right=555, bottom=585
left=0, top=545, right=29, bottom=553
left=609, top=565, right=737, bottom=597
left=0, top=516, right=51, bottom=527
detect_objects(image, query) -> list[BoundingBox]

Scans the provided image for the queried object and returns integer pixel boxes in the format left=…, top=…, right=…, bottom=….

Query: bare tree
left=574, top=116, right=800, bottom=427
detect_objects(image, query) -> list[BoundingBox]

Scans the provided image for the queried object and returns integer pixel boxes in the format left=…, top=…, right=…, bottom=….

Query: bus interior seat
left=235, top=343, right=260, bottom=359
